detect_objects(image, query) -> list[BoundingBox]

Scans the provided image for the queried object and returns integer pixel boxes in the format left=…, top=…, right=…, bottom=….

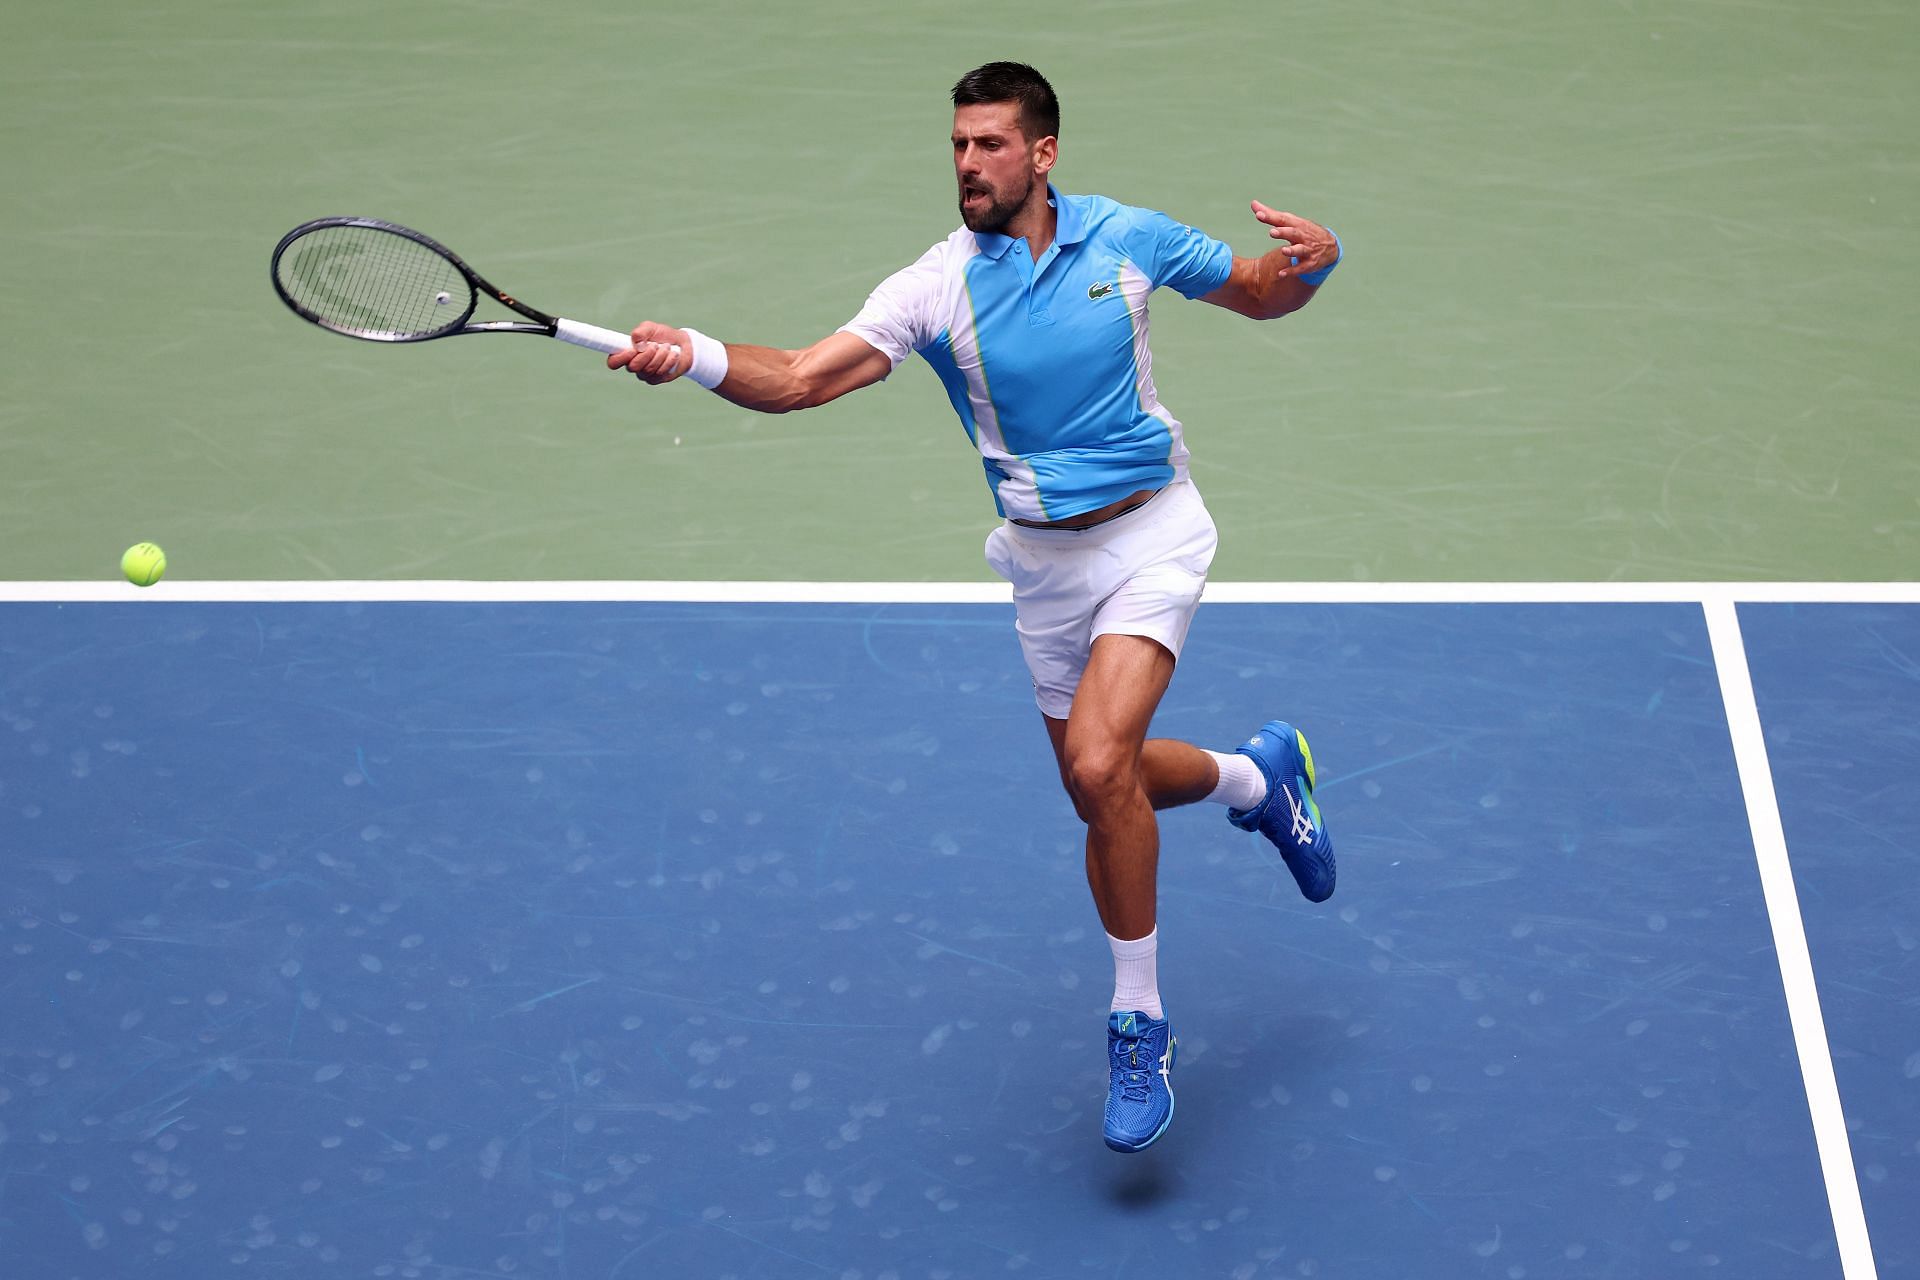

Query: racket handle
left=553, top=317, right=680, bottom=359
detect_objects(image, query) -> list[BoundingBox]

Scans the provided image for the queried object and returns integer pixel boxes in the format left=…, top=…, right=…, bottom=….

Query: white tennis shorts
left=983, top=480, right=1218, bottom=719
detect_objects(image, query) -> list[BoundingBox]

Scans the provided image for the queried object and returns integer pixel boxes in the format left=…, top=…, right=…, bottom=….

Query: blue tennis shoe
left=1228, top=720, right=1336, bottom=902
left=1104, top=1010, right=1177, bottom=1153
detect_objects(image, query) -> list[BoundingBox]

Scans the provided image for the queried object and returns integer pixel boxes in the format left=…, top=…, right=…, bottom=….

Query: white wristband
left=680, top=327, right=729, bottom=390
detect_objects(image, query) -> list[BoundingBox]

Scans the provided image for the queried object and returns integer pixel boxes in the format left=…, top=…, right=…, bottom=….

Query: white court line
left=1704, top=597, right=1879, bottom=1280
left=2, top=580, right=1919, bottom=604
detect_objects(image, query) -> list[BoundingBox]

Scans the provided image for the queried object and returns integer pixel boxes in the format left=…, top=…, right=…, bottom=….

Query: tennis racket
left=270, top=216, right=661, bottom=357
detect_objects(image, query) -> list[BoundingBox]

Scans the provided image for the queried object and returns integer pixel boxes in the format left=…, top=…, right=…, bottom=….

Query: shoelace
left=1110, top=1034, right=1156, bottom=1103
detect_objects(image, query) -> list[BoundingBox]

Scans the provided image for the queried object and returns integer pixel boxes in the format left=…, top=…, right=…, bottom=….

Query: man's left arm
left=1199, top=201, right=1341, bottom=321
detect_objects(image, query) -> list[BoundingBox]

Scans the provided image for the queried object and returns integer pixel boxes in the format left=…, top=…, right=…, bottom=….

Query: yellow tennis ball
left=121, top=542, right=166, bottom=587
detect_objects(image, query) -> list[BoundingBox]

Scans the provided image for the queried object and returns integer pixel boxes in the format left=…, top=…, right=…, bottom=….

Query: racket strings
left=277, top=226, right=469, bottom=339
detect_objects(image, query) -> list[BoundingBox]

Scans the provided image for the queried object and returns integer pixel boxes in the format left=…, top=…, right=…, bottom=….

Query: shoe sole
left=1290, top=725, right=1336, bottom=905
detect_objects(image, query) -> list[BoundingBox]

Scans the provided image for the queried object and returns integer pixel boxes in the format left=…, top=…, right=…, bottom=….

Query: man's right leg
left=1040, top=633, right=1183, bottom=1154
left=1041, top=633, right=1180, bottom=943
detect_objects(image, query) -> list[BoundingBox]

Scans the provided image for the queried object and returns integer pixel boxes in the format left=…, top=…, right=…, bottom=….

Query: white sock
left=1203, top=749, right=1267, bottom=810
left=1108, top=928, right=1163, bottom=1019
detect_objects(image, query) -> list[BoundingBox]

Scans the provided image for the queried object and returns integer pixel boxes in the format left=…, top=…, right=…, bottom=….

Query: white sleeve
left=837, top=241, right=946, bottom=370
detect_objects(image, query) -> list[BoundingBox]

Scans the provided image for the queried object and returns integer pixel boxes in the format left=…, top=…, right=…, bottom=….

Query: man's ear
left=1032, top=134, right=1058, bottom=178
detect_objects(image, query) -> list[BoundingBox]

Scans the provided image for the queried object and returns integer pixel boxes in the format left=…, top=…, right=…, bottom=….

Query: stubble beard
left=959, top=174, right=1033, bottom=235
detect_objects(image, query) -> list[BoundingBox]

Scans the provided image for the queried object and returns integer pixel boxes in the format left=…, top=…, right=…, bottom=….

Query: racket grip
left=554, top=317, right=679, bottom=359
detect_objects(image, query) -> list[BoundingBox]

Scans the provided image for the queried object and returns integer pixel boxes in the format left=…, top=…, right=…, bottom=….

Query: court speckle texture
left=5, top=598, right=1900, bottom=1277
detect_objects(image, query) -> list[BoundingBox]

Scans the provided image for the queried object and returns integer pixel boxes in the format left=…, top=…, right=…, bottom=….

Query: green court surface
left=3, top=0, right=1916, bottom=583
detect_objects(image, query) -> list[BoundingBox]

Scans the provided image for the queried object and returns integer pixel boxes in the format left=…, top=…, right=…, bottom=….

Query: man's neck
left=1003, top=190, right=1057, bottom=259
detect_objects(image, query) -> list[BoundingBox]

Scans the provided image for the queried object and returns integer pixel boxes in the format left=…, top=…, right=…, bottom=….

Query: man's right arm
left=607, top=326, right=893, bottom=414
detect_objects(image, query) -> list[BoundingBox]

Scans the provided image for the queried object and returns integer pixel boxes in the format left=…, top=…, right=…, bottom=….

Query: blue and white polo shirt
left=839, top=186, right=1234, bottom=522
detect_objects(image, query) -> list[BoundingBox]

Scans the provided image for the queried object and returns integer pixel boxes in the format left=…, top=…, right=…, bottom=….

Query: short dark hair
left=951, top=62, right=1059, bottom=141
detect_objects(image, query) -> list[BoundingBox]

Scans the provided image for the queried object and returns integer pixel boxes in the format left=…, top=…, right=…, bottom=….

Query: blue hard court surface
left=1744, top=604, right=1920, bottom=1280
left=0, top=600, right=1899, bottom=1278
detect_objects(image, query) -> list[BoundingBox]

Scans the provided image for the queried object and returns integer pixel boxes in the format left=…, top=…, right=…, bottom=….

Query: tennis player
left=609, top=61, right=1341, bottom=1154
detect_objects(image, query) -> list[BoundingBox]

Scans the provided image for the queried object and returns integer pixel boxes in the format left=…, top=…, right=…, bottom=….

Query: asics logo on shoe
left=1285, top=783, right=1315, bottom=846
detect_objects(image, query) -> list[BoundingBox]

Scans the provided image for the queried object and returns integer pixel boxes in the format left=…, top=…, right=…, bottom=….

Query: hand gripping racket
left=270, top=217, right=659, bottom=357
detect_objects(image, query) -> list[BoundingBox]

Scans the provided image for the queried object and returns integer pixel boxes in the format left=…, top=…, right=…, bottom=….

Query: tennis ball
left=121, top=542, right=166, bottom=587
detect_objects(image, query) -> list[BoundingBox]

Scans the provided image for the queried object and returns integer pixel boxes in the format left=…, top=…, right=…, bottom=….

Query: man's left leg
left=1043, top=637, right=1287, bottom=931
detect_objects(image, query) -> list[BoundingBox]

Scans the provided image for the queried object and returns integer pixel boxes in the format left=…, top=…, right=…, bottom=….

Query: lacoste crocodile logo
left=1087, top=281, right=1117, bottom=300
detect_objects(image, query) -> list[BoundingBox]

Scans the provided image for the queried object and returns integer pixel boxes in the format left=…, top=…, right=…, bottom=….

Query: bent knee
left=1064, top=748, right=1142, bottom=817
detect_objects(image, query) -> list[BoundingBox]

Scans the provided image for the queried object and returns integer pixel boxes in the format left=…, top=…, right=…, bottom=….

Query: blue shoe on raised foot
left=1228, top=719, right=1336, bottom=902
left=1104, top=1010, right=1177, bottom=1153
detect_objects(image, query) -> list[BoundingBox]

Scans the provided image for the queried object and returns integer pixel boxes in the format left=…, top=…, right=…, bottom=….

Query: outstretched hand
left=1250, top=201, right=1338, bottom=278
left=607, top=321, right=690, bottom=384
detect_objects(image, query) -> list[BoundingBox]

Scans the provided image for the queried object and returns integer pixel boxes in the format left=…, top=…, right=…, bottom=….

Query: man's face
left=952, top=101, right=1045, bottom=234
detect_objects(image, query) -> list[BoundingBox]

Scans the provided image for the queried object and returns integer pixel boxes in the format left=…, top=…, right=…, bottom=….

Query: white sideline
left=2, top=579, right=1918, bottom=603
left=1704, top=598, right=1879, bottom=1280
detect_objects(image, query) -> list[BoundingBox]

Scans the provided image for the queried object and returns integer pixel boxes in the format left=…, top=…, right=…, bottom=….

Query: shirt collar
left=972, top=184, right=1083, bottom=259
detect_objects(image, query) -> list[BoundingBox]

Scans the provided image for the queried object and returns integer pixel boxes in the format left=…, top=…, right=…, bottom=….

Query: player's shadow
left=1104, top=1155, right=1174, bottom=1209
left=1098, top=1009, right=1349, bottom=1211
